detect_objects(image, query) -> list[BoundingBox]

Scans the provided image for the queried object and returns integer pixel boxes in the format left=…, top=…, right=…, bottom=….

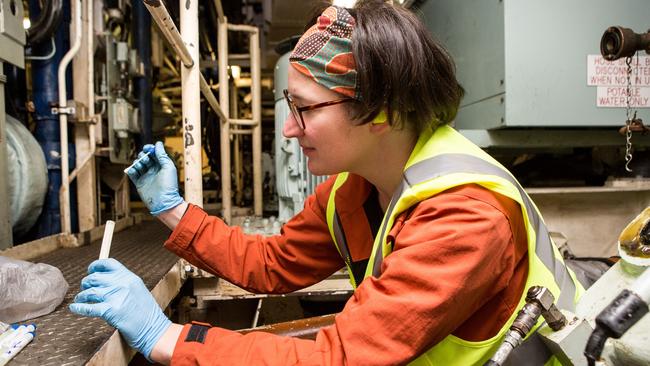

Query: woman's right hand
left=125, top=141, right=184, bottom=216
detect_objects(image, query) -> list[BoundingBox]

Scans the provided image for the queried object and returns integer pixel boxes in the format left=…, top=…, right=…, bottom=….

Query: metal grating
left=10, top=220, right=178, bottom=366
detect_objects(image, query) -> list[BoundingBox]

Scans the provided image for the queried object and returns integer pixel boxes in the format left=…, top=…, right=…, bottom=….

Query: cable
left=584, top=289, right=649, bottom=364
left=25, top=38, right=56, bottom=61
left=27, top=0, right=63, bottom=45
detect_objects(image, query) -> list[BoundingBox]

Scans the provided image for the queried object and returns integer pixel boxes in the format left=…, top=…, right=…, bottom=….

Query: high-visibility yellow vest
left=326, top=125, right=584, bottom=365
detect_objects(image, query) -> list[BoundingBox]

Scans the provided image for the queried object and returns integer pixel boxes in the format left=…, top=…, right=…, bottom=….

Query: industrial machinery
left=419, top=0, right=649, bottom=177
left=102, top=32, right=144, bottom=164
left=2, top=0, right=650, bottom=364
left=485, top=207, right=650, bottom=366
left=274, top=48, right=328, bottom=221
left=0, top=0, right=26, bottom=248
left=5, top=115, right=47, bottom=239
left=481, top=14, right=650, bottom=364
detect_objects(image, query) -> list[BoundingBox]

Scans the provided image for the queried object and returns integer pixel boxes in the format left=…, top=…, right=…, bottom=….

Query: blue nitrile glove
left=68, top=259, right=171, bottom=359
left=126, top=141, right=184, bottom=215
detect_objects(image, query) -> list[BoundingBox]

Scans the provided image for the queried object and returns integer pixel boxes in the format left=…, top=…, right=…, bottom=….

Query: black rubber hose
left=27, top=0, right=63, bottom=45
left=584, top=327, right=608, bottom=366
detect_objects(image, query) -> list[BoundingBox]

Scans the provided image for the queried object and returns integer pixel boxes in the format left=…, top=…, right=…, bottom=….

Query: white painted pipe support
left=181, top=0, right=203, bottom=207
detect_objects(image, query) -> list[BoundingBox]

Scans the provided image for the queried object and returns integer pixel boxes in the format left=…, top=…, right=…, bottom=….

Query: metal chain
left=624, top=56, right=633, bottom=173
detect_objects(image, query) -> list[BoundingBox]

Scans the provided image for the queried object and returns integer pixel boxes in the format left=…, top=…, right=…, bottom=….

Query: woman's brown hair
left=304, top=0, right=464, bottom=134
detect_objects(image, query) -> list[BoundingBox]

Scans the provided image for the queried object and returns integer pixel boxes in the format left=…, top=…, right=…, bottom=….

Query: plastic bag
left=0, top=256, right=69, bottom=323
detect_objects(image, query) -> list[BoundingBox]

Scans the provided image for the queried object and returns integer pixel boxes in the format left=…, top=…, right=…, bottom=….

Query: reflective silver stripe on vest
left=371, top=179, right=406, bottom=278
left=372, top=153, right=577, bottom=312
left=332, top=211, right=353, bottom=268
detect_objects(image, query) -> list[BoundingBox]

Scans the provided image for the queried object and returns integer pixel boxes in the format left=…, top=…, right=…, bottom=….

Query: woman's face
left=283, top=66, right=374, bottom=176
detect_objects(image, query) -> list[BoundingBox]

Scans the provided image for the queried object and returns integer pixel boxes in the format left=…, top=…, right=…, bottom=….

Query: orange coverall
left=164, top=174, right=528, bottom=365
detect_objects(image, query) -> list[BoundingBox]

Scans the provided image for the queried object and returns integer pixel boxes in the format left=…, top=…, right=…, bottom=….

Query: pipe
left=143, top=0, right=193, bottom=68
left=230, top=119, right=258, bottom=126
left=218, top=17, right=232, bottom=223
left=87, top=0, right=95, bottom=153
left=143, top=0, right=227, bottom=123
left=231, top=84, right=242, bottom=205
left=212, top=0, right=225, bottom=24
left=200, top=75, right=228, bottom=122
left=163, top=56, right=180, bottom=77
left=181, top=0, right=202, bottom=207
left=30, top=0, right=69, bottom=237
left=5, top=115, right=48, bottom=239
left=4, top=65, right=28, bottom=122
left=27, top=0, right=63, bottom=45
left=57, top=0, right=83, bottom=234
left=485, top=286, right=565, bottom=366
left=251, top=299, right=263, bottom=328
left=133, top=0, right=153, bottom=144
left=600, top=26, right=650, bottom=61
left=238, top=314, right=336, bottom=340
left=68, top=151, right=93, bottom=182
left=227, top=24, right=258, bottom=33
left=250, top=29, right=262, bottom=216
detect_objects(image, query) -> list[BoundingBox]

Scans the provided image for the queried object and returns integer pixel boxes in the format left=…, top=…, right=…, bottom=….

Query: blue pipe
left=4, top=65, right=27, bottom=123
left=30, top=0, right=78, bottom=237
left=133, top=0, right=153, bottom=145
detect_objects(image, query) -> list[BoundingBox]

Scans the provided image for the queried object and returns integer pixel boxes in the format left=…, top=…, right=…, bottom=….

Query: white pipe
left=181, top=0, right=202, bottom=207
left=230, top=119, right=258, bottom=126
left=143, top=1, right=227, bottom=125
left=144, top=0, right=193, bottom=68
left=199, top=74, right=228, bottom=122
left=227, top=24, right=258, bottom=33
left=69, top=153, right=93, bottom=182
left=250, top=30, right=262, bottom=216
left=251, top=298, right=263, bottom=328
left=231, top=85, right=242, bottom=205
left=87, top=0, right=95, bottom=151
left=229, top=54, right=251, bottom=60
left=58, top=0, right=83, bottom=234
left=218, top=18, right=231, bottom=223
left=213, top=0, right=225, bottom=24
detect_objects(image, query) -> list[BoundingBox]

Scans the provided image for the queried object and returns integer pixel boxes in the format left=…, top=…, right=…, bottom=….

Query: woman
left=70, top=1, right=582, bottom=364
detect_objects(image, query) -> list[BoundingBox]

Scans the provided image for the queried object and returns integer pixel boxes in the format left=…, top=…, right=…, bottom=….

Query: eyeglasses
left=283, top=89, right=354, bottom=130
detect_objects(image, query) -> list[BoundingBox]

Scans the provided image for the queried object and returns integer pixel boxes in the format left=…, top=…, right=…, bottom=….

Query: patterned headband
left=289, top=6, right=359, bottom=100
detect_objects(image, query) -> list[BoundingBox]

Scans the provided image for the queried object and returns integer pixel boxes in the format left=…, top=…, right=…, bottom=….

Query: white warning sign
left=596, top=86, right=650, bottom=108
left=587, top=55, right=650, bottom=87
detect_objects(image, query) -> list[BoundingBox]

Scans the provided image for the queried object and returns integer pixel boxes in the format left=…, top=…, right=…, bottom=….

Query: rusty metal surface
left=11, top=220, right=177, bottom=366
left=192, top=272, right=353, bottom=301
left=238, top=314, right=336, bottom=340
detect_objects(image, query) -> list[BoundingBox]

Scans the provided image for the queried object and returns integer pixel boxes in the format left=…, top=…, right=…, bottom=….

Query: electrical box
left=0, top=0, right=25, bottom=68
left=419, top=0, right=649, bottom=129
